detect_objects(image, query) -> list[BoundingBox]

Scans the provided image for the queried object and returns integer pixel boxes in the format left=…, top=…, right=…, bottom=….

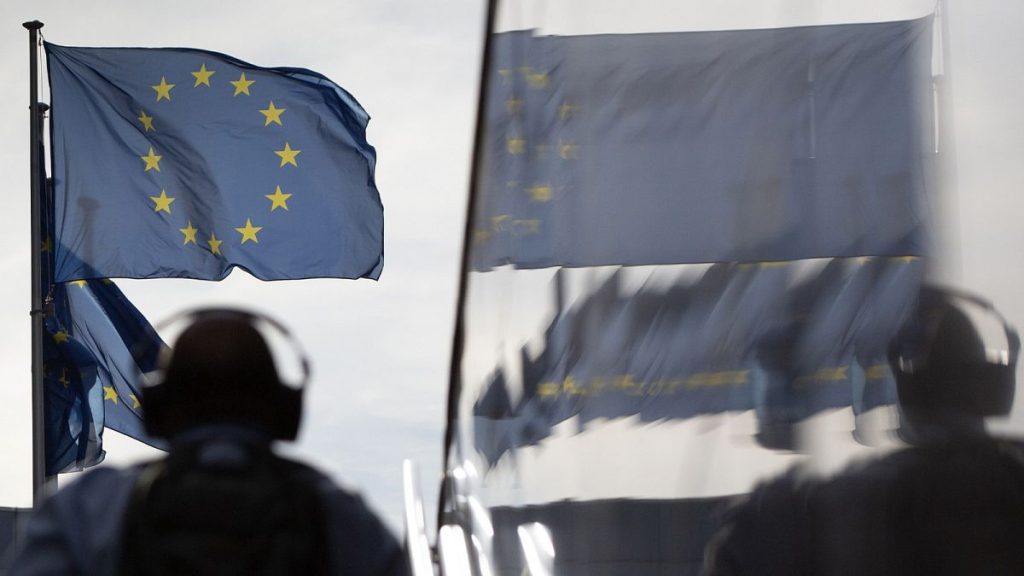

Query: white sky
left=2, top=0, right=1023, bottom=539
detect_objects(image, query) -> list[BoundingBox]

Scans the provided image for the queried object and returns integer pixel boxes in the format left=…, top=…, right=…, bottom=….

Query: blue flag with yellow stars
left=469, top=17, right=934, bottom=270
left=41, top=171, right=167, bottom=473
left=45, top=43, right=383, bottom=282
left=40, top=161, right=167, bottom=474
left=43, top=280, right=167, bottom=474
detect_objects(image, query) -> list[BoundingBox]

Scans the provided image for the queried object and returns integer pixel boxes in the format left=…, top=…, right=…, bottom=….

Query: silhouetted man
left=12, top=309, right=409, bottom=576
left=705, top=287, right=1024, bottom=575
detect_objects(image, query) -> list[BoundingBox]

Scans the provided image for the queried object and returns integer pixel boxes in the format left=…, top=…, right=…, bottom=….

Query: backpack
left=119, top=440, right=329, bottom=576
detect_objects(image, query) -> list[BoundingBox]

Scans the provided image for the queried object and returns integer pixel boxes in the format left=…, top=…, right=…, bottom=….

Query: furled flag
left=45, top=43, right=383, bottom=282
left=43, top=280, right=166, bottom=474
left=41, top=172, right=166, bottom=474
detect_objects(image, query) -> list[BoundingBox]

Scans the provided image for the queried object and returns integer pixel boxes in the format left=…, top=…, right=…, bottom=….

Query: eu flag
left=470, top=17, right=934, bottom=270
left=41, top=169, right=166, bottom=474
left=43, top=280, right=167, bottom=474
left=45, top=43, right=383, bottom=282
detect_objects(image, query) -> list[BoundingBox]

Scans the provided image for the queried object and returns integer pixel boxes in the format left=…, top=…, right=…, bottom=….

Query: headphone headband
left=150, top=307, right=312, bottom=391
left=141, top=306, right=310, bottom=441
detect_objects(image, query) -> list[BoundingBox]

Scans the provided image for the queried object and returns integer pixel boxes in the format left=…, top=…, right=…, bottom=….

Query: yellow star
left=150, top=190, right=176, bottom=214
left=179, top=221, right=198, bottom=245
left=129, top=394, right=141, bottom=409
left=505, top=97, right=523, bottom=114
left=558, top=141, right=578, bottom=160
left=103, top=386, right=119, bottom=404
left=259, top=101, right=286, bottom=126
left=490, top=214, right=510, bottom=230
left=207, top=233, right=223, bottom=255
left=41, top=237, right=52, bottom=253
left=52, top=330, right=69, bottom=344
left=152, top=77, right=174, bottom=102
left=141, top=147, right=162, bottom=172
left=526, top=71, right=549, bottom=89
left=58, top=368, right=71, bottom=388
left=138, top=110, right=155, bottom=132
left=265, top=185, right=292, bottom=211
left=235, top=219, right=262, bottom=244
left=274, top=142, right=300, bottom=167
left=230, top=72, right=255, bottom=96
left=527, top=184, right=552, bottom=202
left=506, top=136, right=525, bottom=155
left=191, top=63, right=215, bottom=87
left=559, top=102, right=579, bottom=119
left=69, top=280, right=88, bottom=288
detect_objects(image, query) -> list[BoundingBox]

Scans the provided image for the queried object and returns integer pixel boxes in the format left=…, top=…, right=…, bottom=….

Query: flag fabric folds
left=43, top=280, right=166, bottom=474
left=41, top=172, right=166, bottom=474
left=45, top=43, right=383, bottom=282
left=471, top=17, right=934, bottom=270
left=470, top=258, right=922, bottom=466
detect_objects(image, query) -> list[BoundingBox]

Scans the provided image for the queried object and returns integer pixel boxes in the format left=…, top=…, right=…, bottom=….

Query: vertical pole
left=931, top=0, right=962, bottom=284
left=441, top=0, right=498, bottom=531
left=24, top=20, right=54, bottom=507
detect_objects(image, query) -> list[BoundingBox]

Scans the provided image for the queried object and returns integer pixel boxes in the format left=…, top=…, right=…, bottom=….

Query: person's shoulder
left=276, top=457, right=407, bottom=575
left=289, top=463, right=391, bottom=527
left=277, top=457, right=366, bottom=502
left=742, top=465, right=822, bottom=511
left=72, top=462, right=145, bottom=488
left=45, top=463, right=146, bottom=509
left=705, top=467, right=823, bottom=576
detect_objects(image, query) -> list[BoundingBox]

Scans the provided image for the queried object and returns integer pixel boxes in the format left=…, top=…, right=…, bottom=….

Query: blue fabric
left=62, top=280, right=166, bottom=451
left=472, top=259, right=923, bottom=465
left=45, top=43, right=383, bottom=282
left=43, top=279, right=167, bottom=475
left=470, top=17, right=934, bottom=270
left=40, top=143, right=166, bottom=474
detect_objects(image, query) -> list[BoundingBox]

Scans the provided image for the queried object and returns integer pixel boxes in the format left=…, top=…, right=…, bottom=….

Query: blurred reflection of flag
left=471, top=17, right=934, bottom=270
left=472, top=257, right=924, bottom=465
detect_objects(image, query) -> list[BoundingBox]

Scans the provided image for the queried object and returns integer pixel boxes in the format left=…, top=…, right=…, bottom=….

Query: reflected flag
left=471, top=17, right=934, bottom=270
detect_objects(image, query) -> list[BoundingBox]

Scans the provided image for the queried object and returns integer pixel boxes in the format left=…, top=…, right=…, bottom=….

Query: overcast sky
left=2, top=0, right=1023, bottom=537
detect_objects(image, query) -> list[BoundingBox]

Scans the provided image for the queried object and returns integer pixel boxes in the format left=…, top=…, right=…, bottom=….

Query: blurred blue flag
left=45, top=43, right=383, bottom=282
left=470, top=17, right=934, bottom=270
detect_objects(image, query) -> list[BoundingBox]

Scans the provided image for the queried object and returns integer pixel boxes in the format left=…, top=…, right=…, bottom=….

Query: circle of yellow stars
left=477, top=65, right=583, bottom=244
left=137, top=61, right=302, bottom=258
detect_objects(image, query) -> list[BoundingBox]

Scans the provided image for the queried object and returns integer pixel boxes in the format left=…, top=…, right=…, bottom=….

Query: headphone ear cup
left=273, top=386, right=303, bottom=441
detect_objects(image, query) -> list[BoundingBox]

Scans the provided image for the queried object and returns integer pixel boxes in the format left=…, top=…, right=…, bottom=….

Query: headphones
left=888, top=286, right=1020, bottom=417
left=141, top=308, right=311, bottom=441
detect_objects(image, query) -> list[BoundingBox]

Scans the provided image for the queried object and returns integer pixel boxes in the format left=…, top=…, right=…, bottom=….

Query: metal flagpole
left=441, top=0, right=498, bottom=532
left=931, top=0, right=963, bottom=284
left=24, top=19, right=55, bottom=507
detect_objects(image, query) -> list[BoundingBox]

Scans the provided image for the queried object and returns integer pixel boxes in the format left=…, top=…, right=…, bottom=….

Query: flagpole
left=931, top=0, right=962, bottom=284
left=441, top=0, right=498, bottom=527
left=24, top=19, right=55, bottom=506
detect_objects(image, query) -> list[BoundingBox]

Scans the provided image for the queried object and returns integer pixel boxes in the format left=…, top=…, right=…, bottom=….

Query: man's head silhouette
left=142, top=309, right=305, bottom=441
left=888, top=287, right=1019, bottom=442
